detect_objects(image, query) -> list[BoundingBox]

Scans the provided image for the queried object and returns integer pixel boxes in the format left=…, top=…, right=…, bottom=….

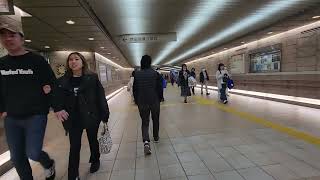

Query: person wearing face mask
left=179, top=64, right=191, bottom=103
left=216, top=63, right=229, bottom=104
left=53, top=52, right=110, bottom=180
left=199, top=68, right=210, bottom=95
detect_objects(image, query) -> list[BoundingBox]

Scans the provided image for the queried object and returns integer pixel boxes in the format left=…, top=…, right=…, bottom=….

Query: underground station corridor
left=1, top=86, right=320, bottom=180
left=1, top=0, right=320, bottom=180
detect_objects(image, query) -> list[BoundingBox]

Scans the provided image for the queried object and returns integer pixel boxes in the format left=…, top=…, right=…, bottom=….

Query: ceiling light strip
left=186, top=20, right=320, bottom=64
left=152, top=0, right=233, bottom=65
left=166, top=0, right=306, bottom=65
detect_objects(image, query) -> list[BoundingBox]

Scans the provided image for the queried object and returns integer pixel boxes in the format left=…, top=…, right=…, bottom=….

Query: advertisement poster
left=250, top=50, right=281, bottom=73
left=230, top=54, right=245, bottom=74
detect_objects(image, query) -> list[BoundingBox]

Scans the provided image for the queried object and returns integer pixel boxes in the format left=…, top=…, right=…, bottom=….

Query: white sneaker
left=144, top=141, right=152, bottom=155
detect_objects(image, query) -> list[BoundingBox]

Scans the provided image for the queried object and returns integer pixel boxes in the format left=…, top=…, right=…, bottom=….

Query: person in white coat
left=216, top=63, right=229, bottom=104
left=127, top=71, right=135, bottom=102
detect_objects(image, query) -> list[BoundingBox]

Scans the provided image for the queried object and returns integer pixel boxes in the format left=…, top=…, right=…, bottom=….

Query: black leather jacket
left=52, top=73, right=109, bottom=131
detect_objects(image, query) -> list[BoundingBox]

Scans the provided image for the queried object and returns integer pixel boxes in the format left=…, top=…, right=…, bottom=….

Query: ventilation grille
left=301, top=26, right=320, bottom=34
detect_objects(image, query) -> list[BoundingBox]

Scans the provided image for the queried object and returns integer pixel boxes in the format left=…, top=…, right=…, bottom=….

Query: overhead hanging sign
left=0, top=0, right=14, bottom=15
left=118, top=32, right=177, bottom=43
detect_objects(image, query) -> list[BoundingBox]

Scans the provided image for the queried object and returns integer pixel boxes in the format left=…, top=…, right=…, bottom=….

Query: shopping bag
left=98, top=124, right=113, bottom=154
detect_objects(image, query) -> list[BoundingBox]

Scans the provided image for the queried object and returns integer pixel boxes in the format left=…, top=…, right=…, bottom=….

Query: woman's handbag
left=98, top=123, right=113, bottom=154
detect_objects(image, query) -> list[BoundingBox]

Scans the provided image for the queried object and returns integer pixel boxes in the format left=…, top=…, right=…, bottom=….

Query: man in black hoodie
left=133, top=55, right=162, bottom=155
left=0, top=24, right=56, bottom=180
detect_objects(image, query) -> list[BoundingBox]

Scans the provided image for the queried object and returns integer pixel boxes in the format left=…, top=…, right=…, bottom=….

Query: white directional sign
left=118, top=33, right=177, bottom=43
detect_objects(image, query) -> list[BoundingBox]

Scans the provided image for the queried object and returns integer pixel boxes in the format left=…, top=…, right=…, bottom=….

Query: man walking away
left=0, top=24, right=56, bottom=180
left=133, top=55, right=162, bottom=155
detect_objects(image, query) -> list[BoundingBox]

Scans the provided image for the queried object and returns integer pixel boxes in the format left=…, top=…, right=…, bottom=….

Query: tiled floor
left=1, top=86, right=320, bottom=180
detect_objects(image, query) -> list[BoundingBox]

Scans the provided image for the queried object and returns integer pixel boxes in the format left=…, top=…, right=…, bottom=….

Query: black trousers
left=138, top=103, right=160, bottom=142
left=68, top=125, right=100, bottom=180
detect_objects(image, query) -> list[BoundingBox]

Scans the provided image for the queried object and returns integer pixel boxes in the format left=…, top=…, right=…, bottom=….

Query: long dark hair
left=218, top=63, right=224, bottom=72
left=181, top=64, right=187, bottom=71
left=65, top=52, right=91, bottom=77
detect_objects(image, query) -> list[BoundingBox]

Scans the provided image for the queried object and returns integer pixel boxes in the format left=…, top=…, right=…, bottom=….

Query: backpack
left=227, top=79, right=234, bottom=89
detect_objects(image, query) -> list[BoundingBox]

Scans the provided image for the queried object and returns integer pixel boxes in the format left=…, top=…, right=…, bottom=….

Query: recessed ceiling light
left=107, top=52, right=111, bottom=55
left=312, top=16, right=320, bottom=19
left=88, top=38, right=94, bottom=41
left=241, top=41, right=245, bottom=44
left=25, top=39, right=31, bottom=43
left=100, top=47, right=105, bottom=49
left=267, top=31, right=273, bottom=34
left=112, top=57, right=116, bottom=59
left=66, top=20, right=75, bottom=25
left=44, top=46, right=50, bottom=49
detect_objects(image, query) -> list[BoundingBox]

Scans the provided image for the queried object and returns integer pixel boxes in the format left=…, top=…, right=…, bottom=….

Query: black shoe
left=45, top=160, right=55, bottom=180
left=144, top=141, right=152, bottom=155
left=90, top=161, right=100, bottom=173
left=184, top=100, right=187, bottom=103
left=206, top=93, right=210, bottom=96
left=154, top=137, right=160, bottom=143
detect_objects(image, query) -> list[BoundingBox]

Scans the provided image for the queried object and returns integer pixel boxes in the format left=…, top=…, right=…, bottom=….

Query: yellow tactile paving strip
left=195, top=96, right=320, bottom=148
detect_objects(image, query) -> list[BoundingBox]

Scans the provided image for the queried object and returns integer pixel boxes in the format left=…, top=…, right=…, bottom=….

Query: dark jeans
left=4, top=115, right=53, bottom=180
left=220, top=85, right=228, bottom=101
left=68, top=125, right=100, bottom=180
left=138, top=103, right=160, bottom=142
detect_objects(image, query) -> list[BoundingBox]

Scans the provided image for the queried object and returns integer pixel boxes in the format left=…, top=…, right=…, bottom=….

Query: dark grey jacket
left=133, top=68, right=162, bottom=105
left=200, top=70, right=209, bottom=83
